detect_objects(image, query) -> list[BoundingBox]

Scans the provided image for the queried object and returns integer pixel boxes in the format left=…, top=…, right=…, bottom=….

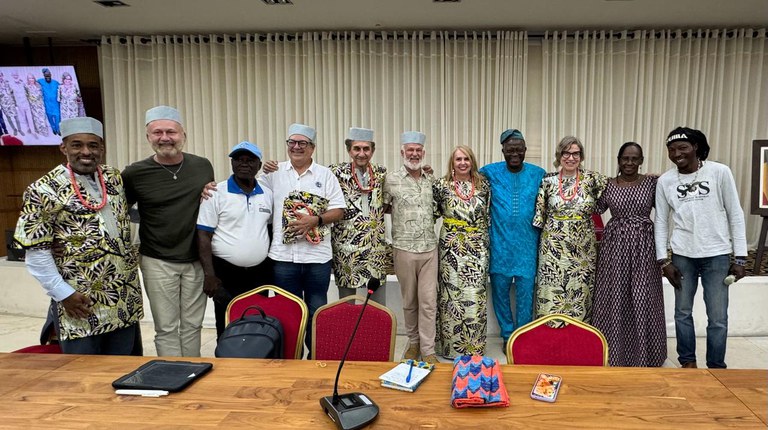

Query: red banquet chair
left=312, top=295, right=397, bottom=362
left=225, top=285, right=308, bottom=359
left=506, top=313, right=608, bottom=366
left=13, top=304, right=62, bottom=354
left=12, top=344, right=62, bottom=354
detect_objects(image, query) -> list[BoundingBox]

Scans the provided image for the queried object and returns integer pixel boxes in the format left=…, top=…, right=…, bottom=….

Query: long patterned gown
left=433, top=176, right=490, bottom=357
left=25, top=81, right=49, bottom=135
left=533, top=169, right=606, bottom=323
left=592, top=176, right=667, bottom=366
left=58, top=83, right=82, bottom=120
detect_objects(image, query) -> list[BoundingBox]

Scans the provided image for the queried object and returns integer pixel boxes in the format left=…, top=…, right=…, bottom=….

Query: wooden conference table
left=0, top=353, right=765, bottom=429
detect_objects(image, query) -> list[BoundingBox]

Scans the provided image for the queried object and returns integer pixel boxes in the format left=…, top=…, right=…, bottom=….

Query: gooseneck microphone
left=320, top=278, right=381, bottom=430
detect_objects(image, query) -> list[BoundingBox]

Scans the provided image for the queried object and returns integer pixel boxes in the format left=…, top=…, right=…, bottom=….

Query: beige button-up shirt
left=383, top=167, right=437, bottom=253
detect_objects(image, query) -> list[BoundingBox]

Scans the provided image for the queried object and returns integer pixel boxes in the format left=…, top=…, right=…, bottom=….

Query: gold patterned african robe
left=433, top=176, right=490, bottom=357
left=14, top=164, right=143, bottom=340
left=533, top=169, right=607, bottom=323
left=329, top=162, right=391, bottom=290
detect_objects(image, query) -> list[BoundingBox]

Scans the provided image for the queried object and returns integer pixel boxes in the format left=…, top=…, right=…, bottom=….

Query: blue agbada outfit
left=37, top=78, right=60, bottom=134
left=479, top=161, right=546, bottom=342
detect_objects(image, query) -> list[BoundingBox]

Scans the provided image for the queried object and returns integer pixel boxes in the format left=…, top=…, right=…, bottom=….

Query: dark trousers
left=60, top=323, right=141, bottom=355
left=50, top=300, right=143, bottom=355
left=213, top=256, right=273, bottom=338
left=272, top=260, right=332, bottom=357
left=0, top=112, right=7, bottom=134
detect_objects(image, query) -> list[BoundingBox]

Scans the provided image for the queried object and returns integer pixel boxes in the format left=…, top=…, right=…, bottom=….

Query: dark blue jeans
left=60, top=323, right=141, bottom=355
left=273, top=260, right=332, bottom=357
left=672, top=254, right=730, bottom=368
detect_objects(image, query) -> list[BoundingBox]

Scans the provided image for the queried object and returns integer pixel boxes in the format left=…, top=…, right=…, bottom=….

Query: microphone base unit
left=320, top=392, right=379, bottom=430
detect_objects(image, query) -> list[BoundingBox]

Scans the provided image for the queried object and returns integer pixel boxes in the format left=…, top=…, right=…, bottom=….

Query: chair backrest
left=312, top=295, right=397, bottom=362
left=12, top=344, right=62, bottom=354
left=506, top=313, right=609, bottom=366
left=592, top=213, right=605, bottom=241
left=225, top=285, right=308, bottom=359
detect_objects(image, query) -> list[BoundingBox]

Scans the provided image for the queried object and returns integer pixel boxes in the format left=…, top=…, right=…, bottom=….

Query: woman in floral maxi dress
left=533, top=136, right=606, bottom=323
left=433, top=145, right=490, bottom=358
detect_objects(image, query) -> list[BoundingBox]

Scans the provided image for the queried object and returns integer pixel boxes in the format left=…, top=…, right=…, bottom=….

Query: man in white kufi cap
left=383, top=130, right=439, bottom=364
left=259, top=122, right=346, bottom=355
left=327, top=127, right=389, bottom=305
left=14, top=116, right=144, bottom=354
left=122, top=105, right=214, bottom=357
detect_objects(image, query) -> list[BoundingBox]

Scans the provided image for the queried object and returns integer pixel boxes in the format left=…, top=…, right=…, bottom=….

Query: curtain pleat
left=99, top=29, right=766, bottom=245
left=540, top=29, right=767, bottom=245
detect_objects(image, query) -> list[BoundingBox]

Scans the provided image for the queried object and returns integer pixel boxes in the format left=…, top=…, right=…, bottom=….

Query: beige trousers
left=393, top=248, right=438, bottom=356
left=139, top=255, right=206, bottom=357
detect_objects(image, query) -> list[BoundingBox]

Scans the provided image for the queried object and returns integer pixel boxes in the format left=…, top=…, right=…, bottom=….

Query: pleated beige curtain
left=99, top=31, right=528, bottom=181
left=539, top=29, right=768, bottom=244
left=99, top=28, right=767, bottom=244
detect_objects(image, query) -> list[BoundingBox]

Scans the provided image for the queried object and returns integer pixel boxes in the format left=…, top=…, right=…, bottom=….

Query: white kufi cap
left=347, top=127, right=374, bottom=142
left=287, top=123, right=316, bottom=142
left=400, top=131, right=426, bottom=146
left=145, top=105, right=183, bottom=126
left=60, top=117, right=103, bottom=139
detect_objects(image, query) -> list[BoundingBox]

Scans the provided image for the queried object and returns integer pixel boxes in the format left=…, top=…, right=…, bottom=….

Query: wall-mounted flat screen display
left=0, top=65, right=85, bottom=146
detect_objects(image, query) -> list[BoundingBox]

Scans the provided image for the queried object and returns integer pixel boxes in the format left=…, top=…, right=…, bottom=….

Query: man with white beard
left=383, top=131, right=439, bottom=364
left=9, top=71, right=34, bottom=137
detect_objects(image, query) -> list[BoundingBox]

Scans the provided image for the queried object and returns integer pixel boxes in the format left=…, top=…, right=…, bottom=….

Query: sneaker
left=403, top=343, right=420, bottom=360
left=422, top=354, right=439, bottom=364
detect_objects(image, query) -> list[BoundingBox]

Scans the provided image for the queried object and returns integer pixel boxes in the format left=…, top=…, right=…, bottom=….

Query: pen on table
left=406, top=359, right=414, bottom=383
left=115, top=389, right=169, bottom=397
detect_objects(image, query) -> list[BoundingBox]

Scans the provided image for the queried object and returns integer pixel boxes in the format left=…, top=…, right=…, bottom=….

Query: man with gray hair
left=14, top=117, right=143, bottom=354
left=328, top=127, right=389, bottom=304
left=260, top=123, right=346, bottom=355
left=383, top=131, right=439, bottom=364
left=122, top=105, right=214, bottom=357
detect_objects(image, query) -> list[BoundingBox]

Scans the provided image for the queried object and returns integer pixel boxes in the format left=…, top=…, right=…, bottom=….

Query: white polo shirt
left=260, top=160, right=346, bottom=264
left=196, top=176, right=272, bottom=267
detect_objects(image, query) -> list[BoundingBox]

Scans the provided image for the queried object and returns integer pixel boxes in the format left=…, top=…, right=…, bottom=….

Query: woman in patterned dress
left=58, top=72, right=82, bottom=120
left=433, top=145, right=490, bottom=358
left=592, top=142, right=666, bottom=366
left=533, top=136, right=607, bottom=323
left=24, top=74, right=49, bottom=136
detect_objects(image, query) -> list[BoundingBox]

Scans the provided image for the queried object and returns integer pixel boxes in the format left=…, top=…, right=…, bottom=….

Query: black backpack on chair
left=215, top=305, right=284, bottom=359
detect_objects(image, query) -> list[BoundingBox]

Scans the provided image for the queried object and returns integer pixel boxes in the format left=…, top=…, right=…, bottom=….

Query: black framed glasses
left=286, top=139, right=312, bottom=148
left=502, top=147, right=526, bottom=155
left=561, top=151, right=582, bottom=159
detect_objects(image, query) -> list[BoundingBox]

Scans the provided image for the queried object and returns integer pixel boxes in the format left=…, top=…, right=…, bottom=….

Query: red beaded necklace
left=558, top=169, right=580, bottom=202
left=351, top=163, right=375, bottom=193
left=452, top=174, right=475, bottom=202
left=67, top=163, right=108, bottom=211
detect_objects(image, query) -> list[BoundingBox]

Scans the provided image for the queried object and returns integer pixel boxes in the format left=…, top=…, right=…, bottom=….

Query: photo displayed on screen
left=0, top=65, right=85, bottom=146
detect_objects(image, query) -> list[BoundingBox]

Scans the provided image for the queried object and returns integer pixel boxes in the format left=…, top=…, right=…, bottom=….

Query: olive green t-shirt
left=122, top=153, right=214, bottom=262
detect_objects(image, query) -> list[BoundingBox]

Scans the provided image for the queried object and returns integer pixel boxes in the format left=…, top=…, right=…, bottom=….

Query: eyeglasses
left=502, top=147, right=526, bottom=155
left=286, top=139, right=312, bottom=148
left=561, top=151, right=582, bottom=159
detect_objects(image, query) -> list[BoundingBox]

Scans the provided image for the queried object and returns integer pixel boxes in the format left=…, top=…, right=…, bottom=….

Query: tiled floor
left=1, top=314, right=766, bottom=369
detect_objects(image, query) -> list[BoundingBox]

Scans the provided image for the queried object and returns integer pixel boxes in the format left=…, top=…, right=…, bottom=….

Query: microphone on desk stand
left=320, top=278, right=381, bottom=430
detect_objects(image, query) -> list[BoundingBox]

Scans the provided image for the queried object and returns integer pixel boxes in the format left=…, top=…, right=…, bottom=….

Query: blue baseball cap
left=229, top=141, right=262, bottom=159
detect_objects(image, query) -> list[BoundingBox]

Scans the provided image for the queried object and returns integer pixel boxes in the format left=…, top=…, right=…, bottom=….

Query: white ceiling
left=0, top=0, right=765, bottom=45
